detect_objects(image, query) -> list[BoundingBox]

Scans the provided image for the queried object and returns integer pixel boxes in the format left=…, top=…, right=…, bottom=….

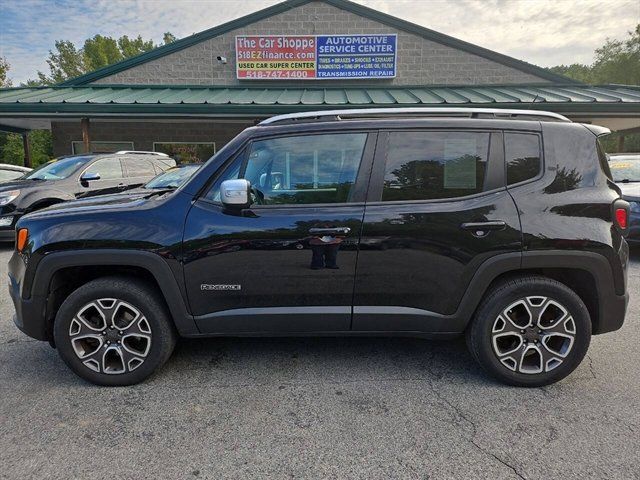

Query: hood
left=0, top=178, right=46, bottom=190
left=25, top=189, right=170, bottom=219
left=617, top=182, right=640, bottom=201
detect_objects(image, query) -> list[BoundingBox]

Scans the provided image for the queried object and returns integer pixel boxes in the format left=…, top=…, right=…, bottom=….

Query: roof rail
left=114, top=150, right=169, bottom=156
left=259, top=107, right=572, bottom=126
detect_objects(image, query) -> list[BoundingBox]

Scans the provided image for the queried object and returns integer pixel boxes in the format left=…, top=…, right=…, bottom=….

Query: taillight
left=615, top=208, right=628, bottom=229
left=16, top=228, right=28, bottom=253
left=613, top=199, right=630, bottom=235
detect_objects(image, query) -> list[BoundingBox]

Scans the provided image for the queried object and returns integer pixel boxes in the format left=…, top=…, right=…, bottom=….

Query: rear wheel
left=466, top=275, right=591, bottom=387
left=53, top=276, right=177, bottom=386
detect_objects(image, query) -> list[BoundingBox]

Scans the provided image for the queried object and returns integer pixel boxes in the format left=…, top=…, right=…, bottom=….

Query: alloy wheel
left=491, top=296, right=576, bottom=374
left=68, top=298, right=152, bottom=374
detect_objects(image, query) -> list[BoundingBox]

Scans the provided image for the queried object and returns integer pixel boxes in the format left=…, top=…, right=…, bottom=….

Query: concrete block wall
left=51, top=120, right=253, bottom=157
left=93, top=2, right=548, bottom=86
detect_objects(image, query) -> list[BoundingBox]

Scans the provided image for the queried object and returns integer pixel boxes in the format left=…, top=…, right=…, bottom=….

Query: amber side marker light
left=16, top=228, right=28, bottom=253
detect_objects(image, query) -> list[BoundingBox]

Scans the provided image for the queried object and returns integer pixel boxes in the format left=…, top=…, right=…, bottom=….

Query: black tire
left=53, top=276, right=177, bottom=386
left=466, top=275, right=591, bottom=387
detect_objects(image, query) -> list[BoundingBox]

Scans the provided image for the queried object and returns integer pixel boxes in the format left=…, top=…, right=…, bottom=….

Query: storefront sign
left=235, top=34, right=397, bottom=80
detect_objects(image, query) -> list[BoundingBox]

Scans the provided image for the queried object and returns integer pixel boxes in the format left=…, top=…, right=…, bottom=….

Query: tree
left=549, top=25, right=640, bottom=154
left=0, top=57, right=11, bottom=87
left=1, top=130, right=53, bottom=167
left=548, top=24, right=639, bottom=85
left=1, top=32, right=177, bottom=165
left=35, top=33, right=177, bottom=85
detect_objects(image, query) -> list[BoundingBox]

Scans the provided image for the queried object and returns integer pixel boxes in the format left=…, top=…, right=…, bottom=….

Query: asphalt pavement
left=1, top=244, right=638, bottom=479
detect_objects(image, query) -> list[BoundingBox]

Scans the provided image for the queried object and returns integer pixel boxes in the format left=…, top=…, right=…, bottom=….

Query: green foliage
left=548, top=24, right=640, bottom=85
left=549, top=25, right=640, bottom=154
left=35, top=32, right=177, bottom=85
left=600, top=133, right=640, bottom=154
left=548, top=64, right=594, bottom=83
left=163, top=32, right=177, bottom=45
left=83, top=35, right=123, bottom=72
left=0, top=130, right=53, bottom=167
left=0, top=57, right=11, bottom=87
left=38, top=40, right=85, bottom=85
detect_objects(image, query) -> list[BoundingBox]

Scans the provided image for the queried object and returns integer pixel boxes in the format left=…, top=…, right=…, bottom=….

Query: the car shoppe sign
left=235, top=34, right=397, bottom=80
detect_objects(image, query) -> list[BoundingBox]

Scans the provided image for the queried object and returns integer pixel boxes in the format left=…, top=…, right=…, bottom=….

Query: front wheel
left=466, top=276, right=591, bottom=387
left=53, top=276, right=177, bottom=386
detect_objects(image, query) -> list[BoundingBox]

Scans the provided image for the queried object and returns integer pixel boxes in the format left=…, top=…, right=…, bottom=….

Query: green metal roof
left=0, top=84, right=638, bottom=117
left=59, top=0, right=571, bottom=86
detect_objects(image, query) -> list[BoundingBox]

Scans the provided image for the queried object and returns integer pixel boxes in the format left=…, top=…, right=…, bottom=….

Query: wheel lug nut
left=520, top=330, right=525, bottom=334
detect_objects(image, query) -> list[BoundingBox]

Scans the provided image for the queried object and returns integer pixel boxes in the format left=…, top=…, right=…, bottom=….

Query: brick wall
left=93, top=2, right=548, bottom=86
left=51, top=120, right=253, bottom=156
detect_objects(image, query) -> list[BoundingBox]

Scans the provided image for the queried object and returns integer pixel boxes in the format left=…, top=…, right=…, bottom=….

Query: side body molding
left=28, top=250, right=198, bottom=335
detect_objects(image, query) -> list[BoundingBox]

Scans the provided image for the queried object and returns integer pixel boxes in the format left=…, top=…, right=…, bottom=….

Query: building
left=1, top=0, right=639, bottom=164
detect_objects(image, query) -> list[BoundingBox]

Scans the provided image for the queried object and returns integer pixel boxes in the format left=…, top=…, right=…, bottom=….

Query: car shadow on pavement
left=160, top=335, right=489, bottom=388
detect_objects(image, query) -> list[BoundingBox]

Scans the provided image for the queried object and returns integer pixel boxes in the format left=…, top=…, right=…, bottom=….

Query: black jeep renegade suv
left=8, top=108, right=629, bottom=387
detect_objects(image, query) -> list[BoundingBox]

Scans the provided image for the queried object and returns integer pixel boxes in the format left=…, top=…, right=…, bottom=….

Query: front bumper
left=8, top=251, right=49, bottom=341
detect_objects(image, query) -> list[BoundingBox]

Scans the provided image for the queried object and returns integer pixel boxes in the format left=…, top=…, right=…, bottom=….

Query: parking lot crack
left=424, top=373, right=526, bottom=479
left=586, top=354, right=597, bottom=379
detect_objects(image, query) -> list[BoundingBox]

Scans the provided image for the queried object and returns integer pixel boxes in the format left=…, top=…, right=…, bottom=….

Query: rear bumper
left=599, top=290, right=629, bottom=335
left=0, top=227, right=15, bottom=241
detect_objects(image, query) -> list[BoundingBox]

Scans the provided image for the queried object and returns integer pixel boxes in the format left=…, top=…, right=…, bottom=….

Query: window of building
left=382, top=131, right=491, bottom=201
left=505, top=133, right=542, bottom=185
left=205, top=133, right=368, bottom=205
left=153, top=142, right=216, bottom=163
left=72, top=141, right=133, bottom=154
left=85, top=158, right=124, bottom=180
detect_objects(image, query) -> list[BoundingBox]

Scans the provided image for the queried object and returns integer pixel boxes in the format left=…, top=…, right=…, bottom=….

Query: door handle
left=460, top=221, right=506, bottom=237
left=309, top=227, right=351, bottom=236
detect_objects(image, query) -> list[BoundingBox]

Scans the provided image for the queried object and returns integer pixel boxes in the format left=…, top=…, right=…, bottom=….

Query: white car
left=0, top=163, right=32, bottom=183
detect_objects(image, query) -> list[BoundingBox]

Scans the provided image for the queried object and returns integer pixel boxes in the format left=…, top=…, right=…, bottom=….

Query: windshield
left=609, top=157, right=640, bottom=182
left=144, top=165, right=200, bottom=189
left=24, top=156, right=92, bottom=180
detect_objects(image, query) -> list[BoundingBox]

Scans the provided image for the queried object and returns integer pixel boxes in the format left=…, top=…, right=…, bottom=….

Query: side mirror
left=81, top=172, right=101, bottom=182
left=220, top=179, right=251, bottom=208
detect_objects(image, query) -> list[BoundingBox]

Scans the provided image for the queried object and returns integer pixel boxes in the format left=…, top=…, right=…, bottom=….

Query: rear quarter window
left=505, top=133, right=542, bottom=185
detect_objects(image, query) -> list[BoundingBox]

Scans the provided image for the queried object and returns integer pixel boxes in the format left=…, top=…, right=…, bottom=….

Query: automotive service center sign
left=236, top=35, right=397, bottom=80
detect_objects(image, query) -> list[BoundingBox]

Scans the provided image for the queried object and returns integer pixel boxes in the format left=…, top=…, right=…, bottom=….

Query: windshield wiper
left=619, top=179, right=640, bottom=183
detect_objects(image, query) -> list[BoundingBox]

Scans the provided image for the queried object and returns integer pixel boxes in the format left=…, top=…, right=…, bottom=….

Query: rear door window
left=381, top=131, right=491, bottom=201
left=124, top=159, right=157, bottom=177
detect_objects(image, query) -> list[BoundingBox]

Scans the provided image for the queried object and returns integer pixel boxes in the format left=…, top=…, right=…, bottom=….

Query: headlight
left=0, top=190, right=20, bottom=206
left=629, top=201, right=640, bottom=213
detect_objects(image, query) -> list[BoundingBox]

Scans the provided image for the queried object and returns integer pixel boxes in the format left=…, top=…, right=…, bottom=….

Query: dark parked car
left=0, top=151, right=175, bottom=240
left=609, top=153, right=640, bottom=242
left=0, top=163, right=31, bottom=183
left=9, top=108, right=629, bottom=387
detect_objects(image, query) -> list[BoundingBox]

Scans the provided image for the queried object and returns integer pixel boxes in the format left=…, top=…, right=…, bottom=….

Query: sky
left=0, top=0, right=638, bottom=85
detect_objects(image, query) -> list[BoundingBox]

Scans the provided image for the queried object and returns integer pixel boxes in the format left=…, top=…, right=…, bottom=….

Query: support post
left=22, top=133, right=31, bottom=168
left=81, top=117, right=91, bottom=153
left=617, top=134, right=625, bottom=153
